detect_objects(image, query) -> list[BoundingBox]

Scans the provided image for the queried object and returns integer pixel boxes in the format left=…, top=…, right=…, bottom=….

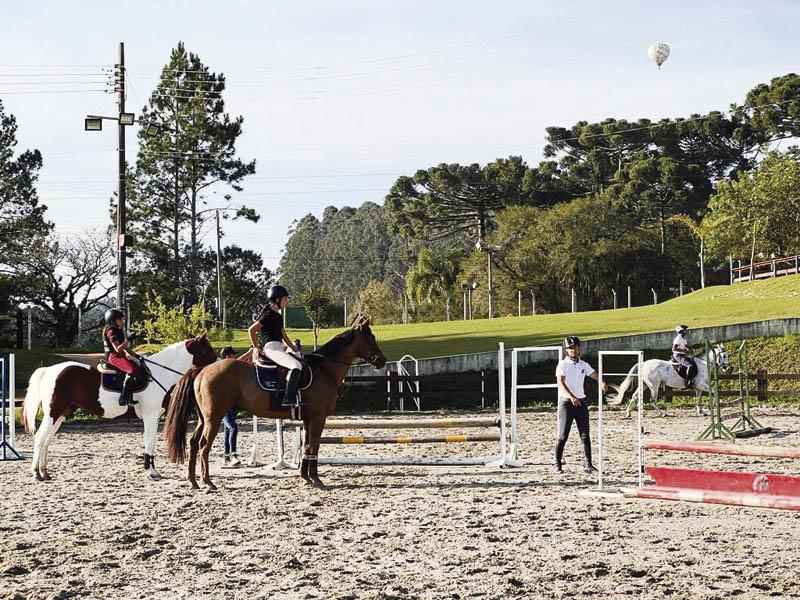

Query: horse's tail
left=164, top=367, right=201, bottom=465
left=21, top=367, right=48, bottom=434
left=607, top=362, right=640, bottom=405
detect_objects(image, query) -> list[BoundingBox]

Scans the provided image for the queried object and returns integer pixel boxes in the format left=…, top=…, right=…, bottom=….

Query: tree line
left=280, top=73, right=800, bottom=323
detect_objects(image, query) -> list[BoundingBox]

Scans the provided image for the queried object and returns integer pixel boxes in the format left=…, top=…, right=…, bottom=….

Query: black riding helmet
left=104, top=308, right=125, bottom=326
left=267, top=284, right=289, bottom=303
left=219, top=346, right=236, bottom=359
left=563, top=335, right=582, bottom=349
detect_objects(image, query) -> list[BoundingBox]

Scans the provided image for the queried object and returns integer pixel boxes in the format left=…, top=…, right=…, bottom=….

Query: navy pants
left=222, top=408, right=238, bottom=455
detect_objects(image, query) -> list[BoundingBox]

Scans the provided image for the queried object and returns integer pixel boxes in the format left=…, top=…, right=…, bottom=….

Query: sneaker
left=229, top=454, right=242, bottom=467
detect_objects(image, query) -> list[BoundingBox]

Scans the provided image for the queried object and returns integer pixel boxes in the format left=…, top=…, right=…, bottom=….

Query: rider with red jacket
left=102, top=308, right=140, bottom=406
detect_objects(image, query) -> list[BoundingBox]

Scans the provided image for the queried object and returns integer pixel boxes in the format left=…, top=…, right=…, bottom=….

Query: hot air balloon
left=647, top=43, right=670, bottom=68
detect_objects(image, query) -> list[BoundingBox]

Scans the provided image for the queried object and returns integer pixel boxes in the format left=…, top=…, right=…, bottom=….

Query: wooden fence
left=732, top=254, right=800, bottom=283
left=665, top=370, right=800, bottom=403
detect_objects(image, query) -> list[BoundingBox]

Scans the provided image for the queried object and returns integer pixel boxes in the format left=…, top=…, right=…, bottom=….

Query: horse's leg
left=625, top=392, right=635, bottom=419
left=38, top=415, right=65, bottom=480
left=303, top=417, right=326, bottom=489
left=199, top=418, right=220, bottom=491
left=695, top=389, right=705, bottom=416
left=650, top=382, right=665, bottom=417
left=187, top=421, right=203, bottom=490
left=142, top=411, right=162, bottom=479
left=30, top=417, right=45, bottom=480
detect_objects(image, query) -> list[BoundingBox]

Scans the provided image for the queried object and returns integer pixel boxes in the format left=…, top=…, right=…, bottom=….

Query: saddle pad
left=100, top=371, right=149, bottom=394
left=254, top=363, right=282, bottom=392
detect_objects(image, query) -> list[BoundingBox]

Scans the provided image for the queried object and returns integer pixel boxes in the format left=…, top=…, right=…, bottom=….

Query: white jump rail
left=596, top=350, right=644, bottom=491
left=265, top=342, right=521, bottom=468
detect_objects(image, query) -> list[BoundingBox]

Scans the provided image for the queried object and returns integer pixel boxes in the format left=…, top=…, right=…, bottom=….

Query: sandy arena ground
left=2, top=409, right=799, bottom=600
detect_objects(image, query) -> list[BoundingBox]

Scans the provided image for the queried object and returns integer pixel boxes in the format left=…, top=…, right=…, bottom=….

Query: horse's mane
left=146, top=339, right=188, bottom=364
left=309, top=328, right=359, bottom=363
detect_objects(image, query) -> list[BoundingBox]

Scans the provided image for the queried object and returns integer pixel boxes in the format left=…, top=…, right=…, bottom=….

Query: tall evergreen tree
left=128, top=42, right=257, bottom=306
left=0, top=100, right=51, bottom=313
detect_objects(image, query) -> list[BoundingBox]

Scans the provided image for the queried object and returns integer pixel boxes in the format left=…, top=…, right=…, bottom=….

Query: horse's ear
left=364, top=315, right=372, bottom=326
left=199, top=331, right=207, bottom=340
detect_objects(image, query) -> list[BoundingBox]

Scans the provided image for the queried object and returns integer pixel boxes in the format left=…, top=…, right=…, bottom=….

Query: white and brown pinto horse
left=21, top=334, right=216, bottom=481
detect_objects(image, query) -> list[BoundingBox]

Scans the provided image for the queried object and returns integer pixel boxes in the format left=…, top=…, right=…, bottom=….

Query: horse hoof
left=148, top=472, right=162, bottom=481
left=190, top=481, right=200, bottom=490
left=205, top=484, right=217, bottom=493
left=34, top=471, right=44, bottom=482
left=42, top=473, right=52, bottom=481
left=310, top=478, right=325, bottom=489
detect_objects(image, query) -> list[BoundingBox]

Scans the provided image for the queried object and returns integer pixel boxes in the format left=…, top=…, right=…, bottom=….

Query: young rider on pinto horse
left=672, top=324, right=697, bottom=389
left=248, top=285, right=302, bottom=406
left=102, top=308, right=141, bottom=406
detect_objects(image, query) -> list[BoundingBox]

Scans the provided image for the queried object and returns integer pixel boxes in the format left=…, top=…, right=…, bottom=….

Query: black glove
left=126, top=334, right=138, bottom=344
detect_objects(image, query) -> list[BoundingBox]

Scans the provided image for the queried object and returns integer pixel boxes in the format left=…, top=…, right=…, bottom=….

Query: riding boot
left=582, top=438, right=598, bottom=474
left=282, top=369, right=301, bottom=407
left=553, top=440, right=566, bottom=473
left=686, top=364, right=697, bottom=389
left=118, top=374, right=138, bottom=406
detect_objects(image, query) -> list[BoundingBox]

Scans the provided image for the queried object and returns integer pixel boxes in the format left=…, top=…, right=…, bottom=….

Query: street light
left=84, top=116, right=103, bottom=131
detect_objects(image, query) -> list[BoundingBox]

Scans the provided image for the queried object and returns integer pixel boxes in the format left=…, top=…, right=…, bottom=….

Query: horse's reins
left=137, top=356, right=185, bottom=394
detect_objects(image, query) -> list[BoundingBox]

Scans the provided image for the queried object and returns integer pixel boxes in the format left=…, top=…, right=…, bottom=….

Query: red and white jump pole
left=627, top=439, right=800, bottom=511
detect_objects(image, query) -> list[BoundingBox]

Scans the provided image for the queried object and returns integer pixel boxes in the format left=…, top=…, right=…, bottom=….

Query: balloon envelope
left=647, top=43, right=670, bottom=67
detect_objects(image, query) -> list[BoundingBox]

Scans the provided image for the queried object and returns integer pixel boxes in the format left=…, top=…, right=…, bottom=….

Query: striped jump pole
left=625, top=439, right=800, bottom=511
left=269, top=342, right=522, bottom=469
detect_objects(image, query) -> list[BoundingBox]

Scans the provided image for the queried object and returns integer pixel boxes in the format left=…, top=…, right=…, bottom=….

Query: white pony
left=21, top=334, right=215, bottom=481
left=607, top=344, right=731, bottom=417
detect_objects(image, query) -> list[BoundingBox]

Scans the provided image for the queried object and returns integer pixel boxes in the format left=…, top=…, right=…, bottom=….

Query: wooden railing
left=665, top=370, right=800, bottom=402
left=732, top=254, right=800, bottom=283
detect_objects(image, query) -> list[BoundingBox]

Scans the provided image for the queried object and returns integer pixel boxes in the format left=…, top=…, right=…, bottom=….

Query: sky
left=1, top=0, right=799, bottom=273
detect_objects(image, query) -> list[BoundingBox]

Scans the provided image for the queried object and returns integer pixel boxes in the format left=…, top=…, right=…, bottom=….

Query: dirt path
left=1, top=410, right=799, bottom=599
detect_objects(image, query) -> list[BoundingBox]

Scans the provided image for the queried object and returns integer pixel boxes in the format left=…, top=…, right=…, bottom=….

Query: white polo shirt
left=555, top=357, right=595, bottom=400
left=672, top=334, right=689, bottom=354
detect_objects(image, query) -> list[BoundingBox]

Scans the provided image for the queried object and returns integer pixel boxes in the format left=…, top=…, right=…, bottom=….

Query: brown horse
left=21, top=334, right=217, bottom=480
left=164, top=316, right=387, bottom=489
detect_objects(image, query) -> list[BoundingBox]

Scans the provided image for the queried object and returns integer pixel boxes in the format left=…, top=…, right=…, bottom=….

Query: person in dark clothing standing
left=248, top=285, right=302, bottom=406
left=218, top=346, right=241, bottom=467
left=102, top=308, right=141, bottom=406
left=554, top=336, right=607, bottom=474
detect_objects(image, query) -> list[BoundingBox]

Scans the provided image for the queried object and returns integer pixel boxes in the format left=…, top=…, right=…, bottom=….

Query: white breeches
left=263, top=341, right=302, bottom=371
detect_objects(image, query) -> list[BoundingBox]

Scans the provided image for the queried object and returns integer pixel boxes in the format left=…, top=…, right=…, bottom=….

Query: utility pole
left=116, top=42, right=127, bottom=309
left=216, top=209, right=223, bottom=322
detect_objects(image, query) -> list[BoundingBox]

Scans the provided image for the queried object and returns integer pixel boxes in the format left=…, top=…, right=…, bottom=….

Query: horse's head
left=352, top=315, right=387, bottom=369
left=186, top=332, right=217, bottom=368
left=713, top=343, right=731, bottom=373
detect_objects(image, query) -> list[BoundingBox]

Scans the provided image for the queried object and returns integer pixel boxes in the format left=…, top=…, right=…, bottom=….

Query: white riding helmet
left=675, top=324, right=688, bottom=333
